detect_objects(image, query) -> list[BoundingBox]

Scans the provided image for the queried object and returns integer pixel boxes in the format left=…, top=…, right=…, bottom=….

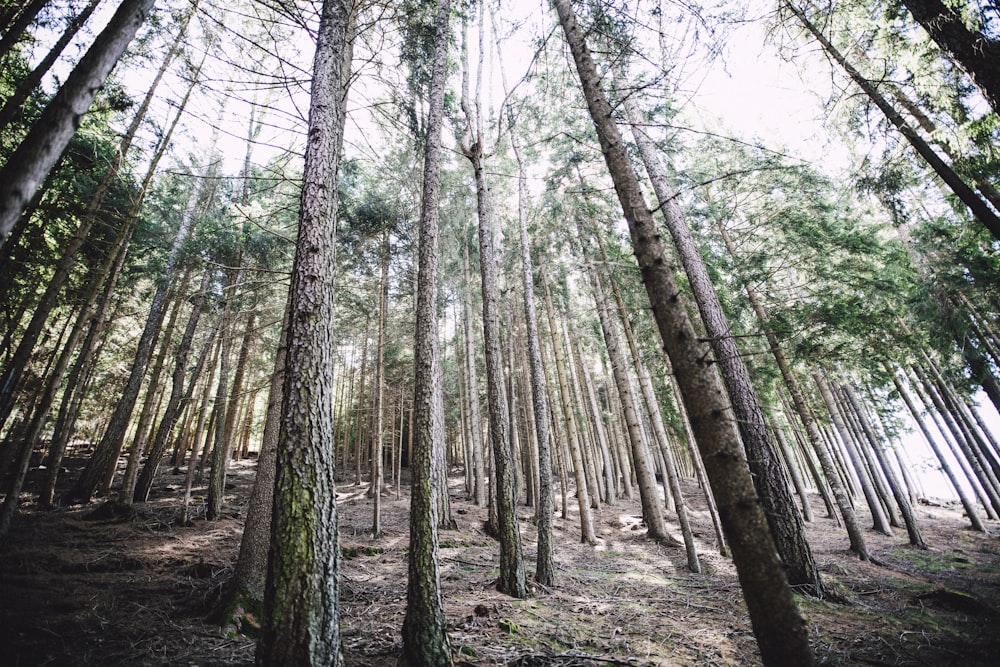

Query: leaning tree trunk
left=0, top=0, right=101, bottom=134
left=0, top=0, right=157, bottom=243
left=65, top=139, right=212, bottom=505
left=401, top=0, right=453, bottom=663
left=552, top=2, right=813, bottom=663
left=783, top=0, right=1000, bottom=241
left=255, top=0, right=353, bottom=663
left=900, top=0, right=1000, bottom=115
left=715, top=220, right=871, bottom=559
left=623, top=93, right=821, bottom=595
left=132, top=269, right=214, bottom=503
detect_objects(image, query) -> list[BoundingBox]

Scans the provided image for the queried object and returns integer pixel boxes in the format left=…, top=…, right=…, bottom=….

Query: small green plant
left=499, top=618, right=519, bottom=635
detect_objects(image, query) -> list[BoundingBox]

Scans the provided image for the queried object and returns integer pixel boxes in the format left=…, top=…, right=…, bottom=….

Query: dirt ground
left=2, top=455, right=999, bottom=666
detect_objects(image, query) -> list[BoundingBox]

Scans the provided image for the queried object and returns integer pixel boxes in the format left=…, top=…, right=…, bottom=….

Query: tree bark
left=901, top=0, right=1000, bottom=115
left=401, top=0, right=454, bottom=663
left=254, top=0, right=353, bottom=663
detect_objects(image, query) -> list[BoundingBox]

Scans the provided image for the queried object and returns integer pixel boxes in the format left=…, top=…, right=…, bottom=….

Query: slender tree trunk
left=589, top=268, right=668, bottom=541
left=784, top=0, right=1000, bottom=240
left=541, top=276, right=596, bottom=544
left=220, top=300, right=288, bottom=630
left=117, top=270, right=192, bottom=498
left=815, top=373, right=894, bottom=536
left=0, top=0, right=101, bottom=133
left=401, top=0, right=453, bottom=662
left=891, top=369, right=985, bottom=531
left=256, top=0, right=353, bottom=663
left=0, top=0, right=157, bottom=244
left=371, top=228, right=389, bottom=537
left=461, top=242, right=486, bottom=507
left=66, top=138, right=212, bottom=504
left=553, top=2, right=813, bottom=662
left=0, top=0, right=50, bottom=62
left=624, top=94, right=819, bottom=594
left=180, top=335, right=221, bottom=525
left=132, top=270, right=213, bottom=502
left=841, top=381, right=925, bottom=547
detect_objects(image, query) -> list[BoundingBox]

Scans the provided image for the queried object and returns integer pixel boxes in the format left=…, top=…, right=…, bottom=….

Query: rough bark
left=401, top=0, right=454, bottom=662
left=552, top=2, right=813, bottom=663
left=900, top=0, right=1000, bottom=115
left=460, top=10, right=526, bottom=596
left=255, top=0, right=352, bottom=663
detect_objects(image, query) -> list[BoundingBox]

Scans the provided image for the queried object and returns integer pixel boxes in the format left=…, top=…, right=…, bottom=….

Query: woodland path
left=2, top=455, right=999, bottom=666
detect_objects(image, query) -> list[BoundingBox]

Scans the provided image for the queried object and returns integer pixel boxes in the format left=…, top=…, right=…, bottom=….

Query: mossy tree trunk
left=255, top=0, right=354, bottom=663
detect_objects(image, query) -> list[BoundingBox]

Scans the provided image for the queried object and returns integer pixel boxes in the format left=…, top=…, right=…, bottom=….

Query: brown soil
left=2, top=456, right=999, bottom=666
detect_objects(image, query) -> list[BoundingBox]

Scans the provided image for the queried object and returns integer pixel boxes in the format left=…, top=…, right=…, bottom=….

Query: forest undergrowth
left=2, top=455, right=999, bottom=666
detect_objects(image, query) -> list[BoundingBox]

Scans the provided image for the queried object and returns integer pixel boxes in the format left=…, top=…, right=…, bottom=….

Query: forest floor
left=2, top=455, right=1000, bottom=666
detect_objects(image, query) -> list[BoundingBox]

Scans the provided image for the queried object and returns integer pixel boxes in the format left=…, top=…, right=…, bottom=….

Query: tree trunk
left=132, top=270, right=214, bottom=503
left=461, top=241, right=486, bottom=507
left=0, top=0, right=156, bottom=243
left=401, top=0, right=453, bottom=662
left=784, top=0, right=1000, bottom=240
left=542, top=275, right=596, bottom=544
left=0, top=0, right=50, bottom=62
left=841, top=380, right=925, bottom=548
left=623, top=93, right=820, bottom=595
left=552, top=2, right=813, bottom=662
left=371, top=228, right=389, bottom=537
left=255, top=0, right=353, bottom=663
left=900, top=0, right=1000, bottom=115
left=0, top=0, right=101, bottom=134
left=590, top=268, right=669, bottom=541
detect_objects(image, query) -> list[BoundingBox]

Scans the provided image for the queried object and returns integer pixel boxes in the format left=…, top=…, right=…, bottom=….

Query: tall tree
left=782, top=0, right=1000, bottom=241
left=255, top=0, right=354, bottom=662
left=552, top=1, right=814, bottom=663
left=401, top=0, right=454, bottom=663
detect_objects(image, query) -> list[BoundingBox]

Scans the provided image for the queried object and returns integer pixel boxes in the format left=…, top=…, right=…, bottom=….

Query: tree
left=255, top=0, right=354, bottom=662
left=781, top=0, right=1000, bottom=241
left=551, top=1, right=814, bottom=663
left=401, top=0, right=454, bottom=663
left=459, top=2, right=526, bottom=598
left=0, top=0, right=157, bottom=244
